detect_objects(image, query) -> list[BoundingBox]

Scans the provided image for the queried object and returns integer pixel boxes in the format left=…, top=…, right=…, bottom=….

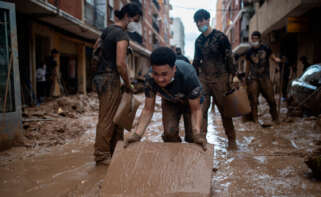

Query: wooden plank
left=101, top=141, right=214, bottom=197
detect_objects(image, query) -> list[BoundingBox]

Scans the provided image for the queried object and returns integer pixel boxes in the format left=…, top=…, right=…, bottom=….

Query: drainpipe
left=254, top=1, right=259, bottom=31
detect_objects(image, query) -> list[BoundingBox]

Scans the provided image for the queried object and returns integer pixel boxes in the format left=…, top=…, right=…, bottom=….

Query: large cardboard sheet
left=102, top=142, right=214, bottom=197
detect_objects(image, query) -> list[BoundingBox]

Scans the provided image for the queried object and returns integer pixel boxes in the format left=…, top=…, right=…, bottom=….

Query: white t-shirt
left=36, top=66, right=46, bottom=82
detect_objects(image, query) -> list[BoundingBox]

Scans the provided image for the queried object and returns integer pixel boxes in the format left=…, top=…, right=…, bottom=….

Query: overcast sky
left=170, top=0, right=217, bottom=60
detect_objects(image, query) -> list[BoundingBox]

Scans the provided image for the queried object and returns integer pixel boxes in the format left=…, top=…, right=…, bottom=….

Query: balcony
left=152, top=21, right=160, bottom=33
left=84, top=1, right=106, bottom=30
left=153, top=0, right=160, bottom=11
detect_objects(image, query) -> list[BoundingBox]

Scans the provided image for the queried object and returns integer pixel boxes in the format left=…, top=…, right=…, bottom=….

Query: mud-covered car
left=287, top=64, right=321, bottom=116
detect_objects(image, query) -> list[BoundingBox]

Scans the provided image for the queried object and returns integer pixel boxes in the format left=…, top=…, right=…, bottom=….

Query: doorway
left=60, top=54, right=78, bottom=95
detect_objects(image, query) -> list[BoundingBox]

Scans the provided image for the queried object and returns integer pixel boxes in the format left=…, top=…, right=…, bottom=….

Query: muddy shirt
left=98, top=25, right=129, bottom=73
left=193, top=29, right=235, bottom=77
left=144, top=60, right=202, bottom=103
left=246, top=44, right=272, bottom=78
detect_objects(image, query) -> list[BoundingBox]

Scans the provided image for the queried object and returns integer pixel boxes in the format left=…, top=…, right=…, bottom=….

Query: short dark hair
left=51, top=49, right=58, bottom=55
left=251, top=31, right=261, bottom=38
left=194, top=9, right=210, bottom=23
left=150, top=47, right=176, bottom=68
left=300, top=56, right=307, bottom=62
left=114, top=3, right=142, bottom=19
left=175, top=47, right=182, bottom=55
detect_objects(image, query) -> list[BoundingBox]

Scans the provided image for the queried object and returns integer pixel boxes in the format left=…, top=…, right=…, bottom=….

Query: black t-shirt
left=246, top=44, right=272, bottom=77
left=144, top=60, right=202, bottom=103
left=46, top=56, right=57, bottom=79
left=192, top=29, right=235, bottom=75
left=98, top=25, right=129, bottom=73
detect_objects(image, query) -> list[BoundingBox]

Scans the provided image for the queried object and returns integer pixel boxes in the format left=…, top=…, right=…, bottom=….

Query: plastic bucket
left=223, top=86, right=251, bottom=117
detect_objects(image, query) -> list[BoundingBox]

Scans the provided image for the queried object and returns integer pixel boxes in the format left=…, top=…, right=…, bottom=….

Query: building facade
left=0, top=0, right=172, bottom=150
left=170, top=17, right=185, bottom=53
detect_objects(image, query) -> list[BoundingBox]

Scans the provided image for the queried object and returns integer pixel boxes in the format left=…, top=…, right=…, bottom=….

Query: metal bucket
left=223, top=86, right=251, bottom=117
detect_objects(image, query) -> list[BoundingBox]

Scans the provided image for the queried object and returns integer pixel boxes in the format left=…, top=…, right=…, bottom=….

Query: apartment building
left=0, top=0, right=172, bottom=150
left=170, top=17, right=185, bottom=53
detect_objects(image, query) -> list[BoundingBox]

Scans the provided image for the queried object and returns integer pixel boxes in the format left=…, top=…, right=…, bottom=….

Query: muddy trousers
left=201, top=75, right=236, bottom=145
left=247, top=77, right=279, bottom=122
left=94, top=73, right=123, bottom=162
left=161, top=99, right=193, bottom=143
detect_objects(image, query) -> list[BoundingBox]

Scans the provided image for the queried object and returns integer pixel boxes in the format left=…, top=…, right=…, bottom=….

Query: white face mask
left=251, top=41, right=260, bottom=47
left=127, top=22, right=138, bottom=32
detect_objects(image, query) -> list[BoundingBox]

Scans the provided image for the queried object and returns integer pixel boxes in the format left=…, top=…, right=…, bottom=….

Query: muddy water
left=1, top=95, right=321, bottom=196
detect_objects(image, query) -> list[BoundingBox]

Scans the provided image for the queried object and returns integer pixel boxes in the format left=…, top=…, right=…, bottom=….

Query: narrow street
left=0, top=94, right=320, bottom=196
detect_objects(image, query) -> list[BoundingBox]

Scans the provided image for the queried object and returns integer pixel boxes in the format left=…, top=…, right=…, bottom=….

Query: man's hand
left=123, top=84, right=136, bottom=93
left=193, top=133, right=207, bottom=151
left=124, top=132, right=142, bottom=148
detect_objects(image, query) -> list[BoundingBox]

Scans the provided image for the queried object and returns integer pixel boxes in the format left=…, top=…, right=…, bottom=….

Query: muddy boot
left=305, top=148, right=321, bottom=180
left=226, top=129, right=237, bottom=151
left=95, top=152, right=112, bottom=166
left=192, top=133, right=207, bottom=151
left=162, top=133, right=182, bottom=143
left=252, top=109, right=259, bottom=123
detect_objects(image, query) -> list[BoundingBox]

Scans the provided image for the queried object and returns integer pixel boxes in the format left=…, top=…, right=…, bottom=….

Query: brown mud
left=0, top=94, right=321, bottom=196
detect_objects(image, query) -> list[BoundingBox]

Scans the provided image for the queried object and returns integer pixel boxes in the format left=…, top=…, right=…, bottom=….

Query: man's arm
left=188, top=97, right=202, bottom=135
left=124, top=96, right=155, bottom=148
left=188, top=97, right=207, bottom=151
left=192, top=41, right=201, bottom=75
left=116, top=40, right=132, bottom=90
left=135, top=96, right=156, bottom=136
left=270, top=53, right=281, bottom=63
left=245, top=60, right=251, bottom=79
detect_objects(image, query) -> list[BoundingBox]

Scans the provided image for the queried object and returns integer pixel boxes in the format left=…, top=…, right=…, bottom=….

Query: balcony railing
left=153, top=0, right=160, bottom=11
left=152, top=21, right=159, bottom=33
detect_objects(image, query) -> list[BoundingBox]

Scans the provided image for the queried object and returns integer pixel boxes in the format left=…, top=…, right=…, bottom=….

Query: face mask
left=251, top=41, right=260, bottom=47
left=198, top=25, right=208, bottom=33
left=127, top=22, right=138, bottom=32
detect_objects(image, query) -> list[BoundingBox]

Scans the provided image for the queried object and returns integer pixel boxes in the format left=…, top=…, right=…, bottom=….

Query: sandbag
left=113, top=93, right=141, bottom=130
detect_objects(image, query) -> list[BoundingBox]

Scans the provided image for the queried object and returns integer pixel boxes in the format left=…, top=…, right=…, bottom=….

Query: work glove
left=124, top=132, right=142, bottom=148
left=193, top=133, right=207, bottom=151
left=123, top=84, right=136, bottom=93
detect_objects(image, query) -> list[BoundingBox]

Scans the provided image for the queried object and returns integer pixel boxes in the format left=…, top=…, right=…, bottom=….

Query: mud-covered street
left=0, top=94, right=320, bottom=196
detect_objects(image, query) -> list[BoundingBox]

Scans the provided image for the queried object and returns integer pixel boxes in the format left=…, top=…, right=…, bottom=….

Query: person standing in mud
left=245, top=31, right=281, bottom=124
left=192, top=9, right=237, bottom=150
left=46, top=49, right=59, bottom=97
left=93, top=3, right=142, bottom=165
left=124, top=47, right=207, bottom=151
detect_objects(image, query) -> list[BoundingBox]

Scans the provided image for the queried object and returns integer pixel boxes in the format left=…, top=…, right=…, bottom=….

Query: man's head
left=299, top=56, right=308, bottom=63
left=150, top=47, right=176, bottom=88
left=175, top=47, right=182, bottom=55
left=194, top=9, right=210, bottom=33
left=51, top=49, right=59, bottom=58
left=251, top=31, right=261, bottom=48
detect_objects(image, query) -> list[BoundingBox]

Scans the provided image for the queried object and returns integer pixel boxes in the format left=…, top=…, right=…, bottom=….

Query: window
left=0, top=8, right=15, bottom=112
left=108, top=0, right=114, bottom=21
left=86, top=0, right=94, bottom=5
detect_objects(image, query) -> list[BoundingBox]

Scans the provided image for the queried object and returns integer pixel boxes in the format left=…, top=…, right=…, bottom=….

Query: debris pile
left=22, top=93, right=99, bottom=147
